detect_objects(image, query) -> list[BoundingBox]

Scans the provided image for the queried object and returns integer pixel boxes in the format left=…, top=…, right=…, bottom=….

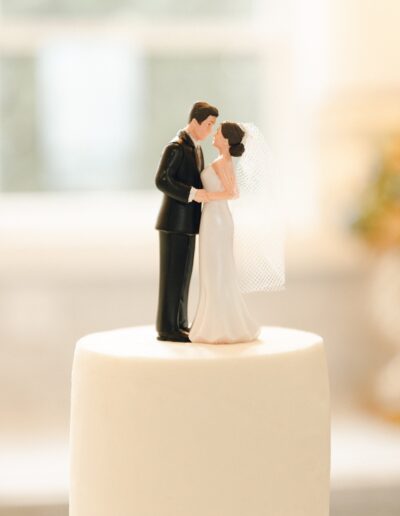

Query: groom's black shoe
left=180, top=325, right=191, bottom=333
left=157, top=330, right=191, bottom=343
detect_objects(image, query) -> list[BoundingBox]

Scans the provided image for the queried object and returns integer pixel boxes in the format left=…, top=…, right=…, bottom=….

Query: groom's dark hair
left=189, top=101, right=219, bottom=123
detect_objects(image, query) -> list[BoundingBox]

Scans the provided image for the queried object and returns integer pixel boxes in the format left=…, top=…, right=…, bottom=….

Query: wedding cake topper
left=155, top=102, right=285, bottom=345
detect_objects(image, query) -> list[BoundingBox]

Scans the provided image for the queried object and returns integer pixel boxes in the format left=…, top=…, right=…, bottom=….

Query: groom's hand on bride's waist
left=193, top=189, right=209, bottom=203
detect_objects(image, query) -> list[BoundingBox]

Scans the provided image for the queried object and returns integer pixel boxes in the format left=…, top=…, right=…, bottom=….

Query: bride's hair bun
left=229, top=142, right=245, bottom=157
left=221, top=121, right=245, bottom=157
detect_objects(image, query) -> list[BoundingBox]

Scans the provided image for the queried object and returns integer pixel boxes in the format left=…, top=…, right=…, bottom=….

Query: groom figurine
left=155, top=101, right=219, bottom=342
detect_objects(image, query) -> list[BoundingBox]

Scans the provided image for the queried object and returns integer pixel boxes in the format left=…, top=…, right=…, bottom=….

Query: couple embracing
left=155, top=101, right=261, bottom=344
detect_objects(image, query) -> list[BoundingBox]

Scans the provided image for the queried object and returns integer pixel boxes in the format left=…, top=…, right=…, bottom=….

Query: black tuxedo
left=154, top=130, right=204, bottom=338
left=155, top=130, right=204, bottom=233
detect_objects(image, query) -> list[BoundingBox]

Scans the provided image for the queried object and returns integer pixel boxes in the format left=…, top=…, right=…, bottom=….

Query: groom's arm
left=155, top=143, right=191, bottom=203
left=155, top=143, right=208, bottom=203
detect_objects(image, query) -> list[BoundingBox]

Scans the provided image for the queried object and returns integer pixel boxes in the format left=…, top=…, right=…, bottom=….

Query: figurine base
left=69, top=325, right=330, bottom=516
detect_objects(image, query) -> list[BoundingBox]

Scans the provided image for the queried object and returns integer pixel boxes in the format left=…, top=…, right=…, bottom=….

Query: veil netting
left=229, top=122, right=285, bottom=293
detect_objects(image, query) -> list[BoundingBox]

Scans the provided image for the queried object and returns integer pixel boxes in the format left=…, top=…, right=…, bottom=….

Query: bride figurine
left=189, top=121, right=285, bottom=344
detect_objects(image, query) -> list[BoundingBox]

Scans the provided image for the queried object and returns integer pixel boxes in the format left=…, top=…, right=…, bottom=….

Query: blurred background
left=1, top=0, right=400, bottom=514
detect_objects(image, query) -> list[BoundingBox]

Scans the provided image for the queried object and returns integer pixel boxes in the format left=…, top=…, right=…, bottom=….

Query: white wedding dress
left=189, top=164, right=261, bottom=344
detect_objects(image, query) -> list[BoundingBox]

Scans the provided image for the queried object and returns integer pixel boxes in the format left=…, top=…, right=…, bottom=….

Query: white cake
left=69, top=325, right=330, bottom=516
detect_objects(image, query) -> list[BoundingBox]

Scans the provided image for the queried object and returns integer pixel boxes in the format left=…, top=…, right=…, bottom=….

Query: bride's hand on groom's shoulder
left=194, top=189, right=209, bottom=203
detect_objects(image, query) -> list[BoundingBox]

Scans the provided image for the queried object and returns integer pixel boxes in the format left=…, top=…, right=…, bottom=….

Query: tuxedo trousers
left=156, top=230, right=196, bottom=335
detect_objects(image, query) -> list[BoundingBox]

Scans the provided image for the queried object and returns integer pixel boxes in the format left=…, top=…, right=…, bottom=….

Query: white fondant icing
left=69, top=325, right=330, bottom=516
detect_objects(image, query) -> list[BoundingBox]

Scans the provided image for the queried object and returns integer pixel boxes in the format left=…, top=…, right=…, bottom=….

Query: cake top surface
left=75, top=325, right=323, bottom=360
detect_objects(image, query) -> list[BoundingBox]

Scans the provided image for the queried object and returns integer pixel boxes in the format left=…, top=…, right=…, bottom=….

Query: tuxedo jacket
left=155, top=130, right=204, bottom=235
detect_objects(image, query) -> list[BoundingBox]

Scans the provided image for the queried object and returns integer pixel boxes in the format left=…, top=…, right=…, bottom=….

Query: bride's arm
left=204, top=162, right=239, bottom=201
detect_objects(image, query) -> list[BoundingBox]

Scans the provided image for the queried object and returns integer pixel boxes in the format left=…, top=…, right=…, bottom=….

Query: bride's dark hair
left=221, top=122, right=245, bottom=157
